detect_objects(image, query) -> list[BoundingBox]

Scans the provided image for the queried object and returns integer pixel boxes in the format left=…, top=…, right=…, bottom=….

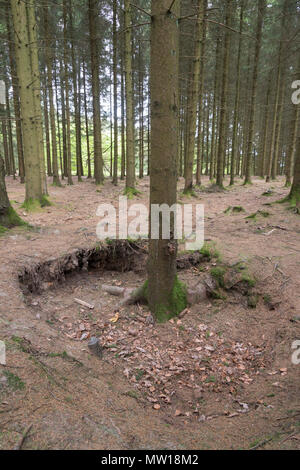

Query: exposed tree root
left=18, top=239, right=209, bottom=295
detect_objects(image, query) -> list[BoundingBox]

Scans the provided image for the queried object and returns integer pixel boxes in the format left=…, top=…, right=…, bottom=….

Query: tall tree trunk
left=43, top=82, right=52, bottom=177
left=60, top=59, right=68, bottom=179
left=124, top=0, right=135, bottom=192
left=285, top=103, right=300, bottom=187
left=271, top=75, right=285, bottom=180
left=148, top=0, right=186, bottom=322
left=26, top=0, right=48, bottom=196
left=83, top=62, right=92, bottom=179
left=230, top=0, right=244, bottom=186
left=43, top=1, right=61, bottom=186
left=244, top=0, right=265, bottom=185
left=184, top=0, right=204, bottom=193
left=196, top=0, right=207, bottom=186
left=266, top=0, right=288, bottom=183
left=6, top=2, right=25, bottom=183
left=69, top=0, right=82, bottom=182
left=54, top=64, right=63, bottom=179
left=216, top=0, right=232, bottom=188
left=209, top=33, right=221, bottom=181
left=120, top=38, right=126, bottom=181
left=112, top=0, right=118, bottom=185
left=63, top=0, right=74, bottom=185
left=10, top=0, right=43, bottom=204
left=88, top=0, right=104, bottom=185
left=288, top=131, right=300, bottom=207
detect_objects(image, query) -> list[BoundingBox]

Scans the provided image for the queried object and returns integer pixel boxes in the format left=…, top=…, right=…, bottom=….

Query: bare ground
left=0, top=175, right=299, bottom=450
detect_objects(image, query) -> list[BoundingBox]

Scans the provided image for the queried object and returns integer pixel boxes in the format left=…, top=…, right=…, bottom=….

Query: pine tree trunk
left=43, top=82, right=52, bottom=177
left=62, top=0, right=74, bottom=185
left=244, top=0, right=265, bottom=185
left=69, top=0, right=82, bottom=182
left=148, top=0, right=186, bottom=322
left=43, top=1, right=60, bottom=185
left=120, top=41, right=126, bottom=181
left=289, top=132, right=300, bottom=205
left=6, top=3, right=25, bottom=183
left=124, top=0, right=135, bottom=191
left=266, top=0, right=288, bottom=183
left=83, top=62, right=92, bottom=179
left=184, top=0, right=204, bottom=193
left=209, top=34, right=221, bottom=181
left=10, top=0, right=43, bottom=203
left=272, top=75, right=285, bottom=180
left=230, top=0, right=244, bottom=186
left=112, top=0, right=118, bottom=185
left=196, top=0, right=207, bottom=186
left=216, top=0, right=232, bottom=188
left=26, top=0, right=48, bottom=196
left=88, top=0, right=104, bottom=185
left=60, top=59, right=68, bottom=179
left=285, top=104, right=300, bottom=187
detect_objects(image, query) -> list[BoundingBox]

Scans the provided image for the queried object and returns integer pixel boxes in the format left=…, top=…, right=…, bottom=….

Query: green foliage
left=247, top=294, right=259, bottom=309
left=246, top=210, right=271, bottom=221
left=123, top=187, right=141, bottom=199
left=210, top=266, right=226, bottom=288
left=200, top=242, right=221, bottom=261
left=147, top=276, right=187, bottom=323
left=3, top=370, right=25, bottom=391
left=21, top=195, right=51, bottom=212
left=0, top=206, right=27, bottom=229
left=232, top=206, right=245, bottom=213
left=241, top=273, right=256, bottom=288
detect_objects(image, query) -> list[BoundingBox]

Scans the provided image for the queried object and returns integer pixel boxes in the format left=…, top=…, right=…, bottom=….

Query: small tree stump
left=88, top=337, right=103, bottom=358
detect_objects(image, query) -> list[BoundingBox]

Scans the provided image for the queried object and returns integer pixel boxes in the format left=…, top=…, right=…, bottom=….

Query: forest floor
left=0, top=175, right=299, bottom=450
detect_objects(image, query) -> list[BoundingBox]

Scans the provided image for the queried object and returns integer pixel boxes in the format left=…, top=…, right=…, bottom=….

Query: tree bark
left=244, top=0, right=266, bottom=185
left=216, top=0, right=232, bottom=188
left=148, top=0, right=186, bottom=322
left=184, top=0, right=204, bottom=193
left=10, top=0, right=43, bottom=203
left=124, top=0, right=136, bottom=191
left=88, top=0, right=104, bottom=185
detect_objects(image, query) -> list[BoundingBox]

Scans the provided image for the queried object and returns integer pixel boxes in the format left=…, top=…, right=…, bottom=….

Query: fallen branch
left=13, top=424, right=33, bottom=450
left=74, top=298, right=94, bottom=309
left=249, top=436, right=273, bottom=450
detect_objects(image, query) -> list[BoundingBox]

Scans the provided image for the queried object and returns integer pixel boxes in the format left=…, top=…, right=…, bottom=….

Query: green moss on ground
left=232, top=206, right=245, bottom=213
left=143, top=276, right=187, bottom=323
left=182, top=188, right=197, bottom=198
left=200, top=242, right=221, bottom=261
left=241, top=272, right=256, bottom=288
left=246, top=210, right=271, bottom=221
left=3, top=370, right=25, bottom=391
left=0, top=206, right=28, bottom=231
left=21, top=195, right=51, bottom=212
left=247, top=294, right=259, bottom=309
left=123, top=187, right=141, bottom=199
left=210, top=266, right=226, bottom=288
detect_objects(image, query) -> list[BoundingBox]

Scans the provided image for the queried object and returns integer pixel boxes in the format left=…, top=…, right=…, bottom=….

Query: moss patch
left=21, top=195, right=51, bottom=212
left=210, top=266, right=226, bottom=288
left=248, top=294, right=259, bottom=309
left=123, top=187, right=141, bottom=199
left=232, top=206, right=245, bottom=213
left=3, top=370, right=25, bottom=391
left=145, top=276, right=187, bottom=323
left=200, top=242, right=221, bottom=261
left=0, top=206, right=28, bottom=230
left=246, top=210, right=271, bottom=221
